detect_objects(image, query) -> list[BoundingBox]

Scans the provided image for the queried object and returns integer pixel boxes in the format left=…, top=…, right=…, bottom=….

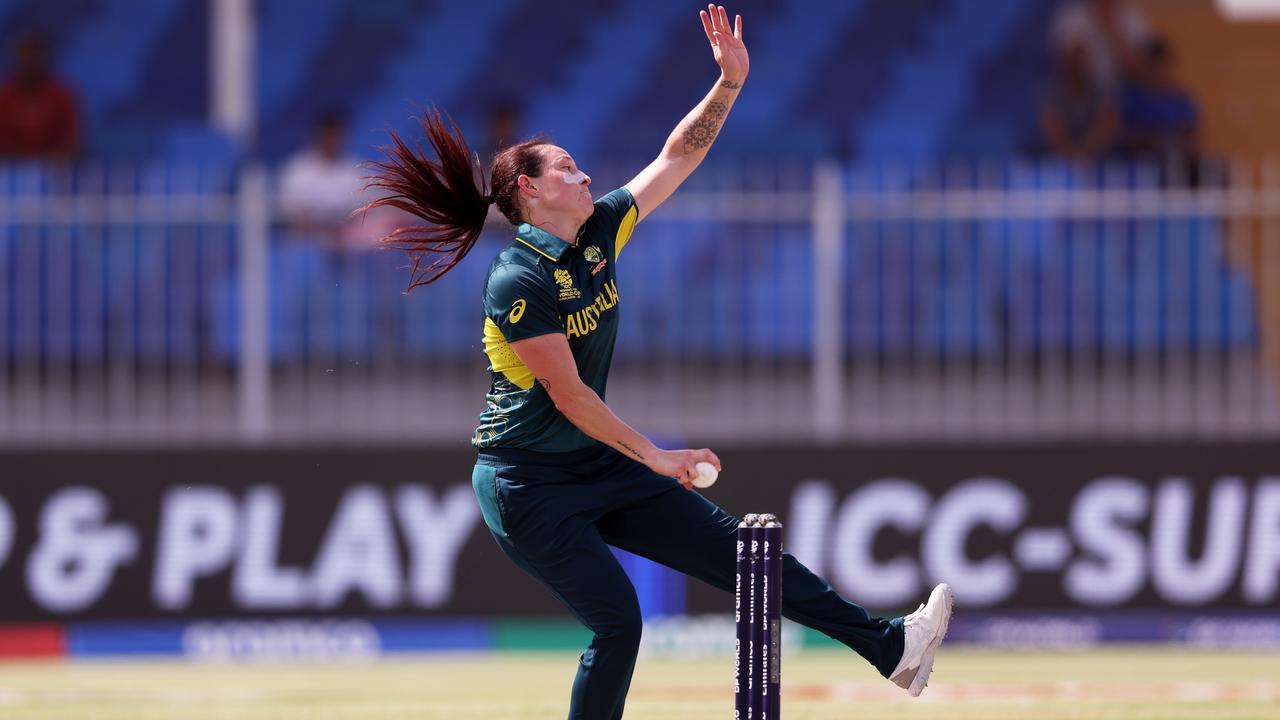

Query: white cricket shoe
left=888, top=583, right=954, bottom=697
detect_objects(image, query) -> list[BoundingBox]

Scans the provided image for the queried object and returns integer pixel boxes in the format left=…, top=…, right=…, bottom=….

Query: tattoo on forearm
left=619, top=440, right=645, bottom=461
left=681, top=99, right=729, bottom=154
left=720, top=79, right=741, bottom=90
left=538, top=378, right=552, bottom=392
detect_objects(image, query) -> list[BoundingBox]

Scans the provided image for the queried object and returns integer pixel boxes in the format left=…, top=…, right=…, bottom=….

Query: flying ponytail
left=362, top=108, right=549, bottom=292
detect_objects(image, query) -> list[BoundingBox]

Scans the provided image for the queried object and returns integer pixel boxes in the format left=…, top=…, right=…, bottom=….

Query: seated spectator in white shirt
left=277, top=112, right=366, bottom=246
left=1051, top=0, right=1153, bottom=90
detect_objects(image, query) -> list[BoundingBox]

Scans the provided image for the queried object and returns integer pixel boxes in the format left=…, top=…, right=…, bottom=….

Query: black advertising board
left=690, top=443, right=1280, bottom=614
left=1, top=443, right=1277, bottom=620
left=0, top=448, right=562, bottom=619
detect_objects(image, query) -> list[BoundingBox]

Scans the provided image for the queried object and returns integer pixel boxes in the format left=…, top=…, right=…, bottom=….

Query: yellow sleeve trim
left=614, top=204, right=639, bottom=259
left=482, top=317, right=536, bottom=390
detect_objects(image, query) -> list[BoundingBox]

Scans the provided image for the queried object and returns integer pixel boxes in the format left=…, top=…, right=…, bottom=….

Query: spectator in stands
left=1051, top=0, right=1153, bottom=90
left=1119, top=37, right=1200, bottom=173
left=277, top=111, right=367, bottom=246
left=482, top=101, right=524, bottom=228
left=1040, top=37, right=1118, bottom=161
left=0, top=32, right=79, bottom=159
left=483, top=100, right=523, bottom=163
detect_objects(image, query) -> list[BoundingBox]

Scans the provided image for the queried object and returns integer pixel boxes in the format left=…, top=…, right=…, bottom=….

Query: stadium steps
left=348, top=0, right=521, bottom=159
left=855, top=0, right=1026, bottom=163
left=101, top=1, right=217, bottom=161
left=0, top=0, right=97, bottom=59
left=522, top=0, right=686, bottom=166
left=58, top=0, right=183, bottom=123
left=259, top=0, right=433, bottom=162
left=716, top=0, right=865, bottom=154
left=256, top=0, right=346, bottom=124
left=791, top=0, right=941, bottom=158
left=461, top=0, right=604, bottom=141
left=945, top=0, right=1058, bottom=157
left=600, top=2, right=745, bottom=160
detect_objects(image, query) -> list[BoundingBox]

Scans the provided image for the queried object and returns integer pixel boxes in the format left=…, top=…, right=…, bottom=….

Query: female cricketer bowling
left=364, top=6, right=952, bottom=717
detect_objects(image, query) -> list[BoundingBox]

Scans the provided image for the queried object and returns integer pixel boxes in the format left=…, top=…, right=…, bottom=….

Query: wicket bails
left=735, top=513, right=782, bottom=719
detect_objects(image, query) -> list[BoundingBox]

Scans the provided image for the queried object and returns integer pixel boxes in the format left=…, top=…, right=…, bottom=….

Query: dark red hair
left=362, top=108, right=549, bottom=291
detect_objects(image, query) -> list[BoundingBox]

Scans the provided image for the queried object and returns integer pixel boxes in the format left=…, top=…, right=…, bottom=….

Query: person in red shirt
left=0, top=32, right=79, bottom=159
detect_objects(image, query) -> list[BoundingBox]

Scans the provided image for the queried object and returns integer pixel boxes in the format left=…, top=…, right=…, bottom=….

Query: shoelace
left=905, top=602, right=925, bottom=622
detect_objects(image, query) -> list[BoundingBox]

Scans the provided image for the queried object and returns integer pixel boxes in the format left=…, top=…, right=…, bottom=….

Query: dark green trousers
left=473, top=443, right=904, bottom=720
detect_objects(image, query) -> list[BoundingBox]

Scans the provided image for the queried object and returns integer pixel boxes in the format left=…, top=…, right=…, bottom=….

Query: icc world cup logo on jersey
left=554, top=269, right=582, bottom=301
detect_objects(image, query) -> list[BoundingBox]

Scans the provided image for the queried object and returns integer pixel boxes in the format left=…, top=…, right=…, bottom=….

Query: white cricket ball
left=692, top=462, right=719, bottom=488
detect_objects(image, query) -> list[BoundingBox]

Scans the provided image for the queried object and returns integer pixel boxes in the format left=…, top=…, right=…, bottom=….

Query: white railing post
left=237, top=166, right=270, bottom=440
left=812, top=162, right=845, bottom=442
left=211, top=0, right=256, bottom=147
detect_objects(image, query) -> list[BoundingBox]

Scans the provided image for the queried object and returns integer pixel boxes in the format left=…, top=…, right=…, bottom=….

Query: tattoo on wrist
left=682, top=99, right=729, bottom=154
left=720, top=79, right=741, bottom=90
left=538, top=378, right=552, bottom=392
left=619, top=440, right=645, bottom=461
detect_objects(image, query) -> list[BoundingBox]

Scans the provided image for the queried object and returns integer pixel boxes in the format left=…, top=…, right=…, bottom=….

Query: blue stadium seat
left=58, top=0, right=184, bottom=123
left=722, top=0, right=866, bottom=144
left=256, top=0, right=346, bottom=123
left=165, top=125, right=236, bottom=165
left=522, top=0, right=686, bottom=167
left=0, top=0, right=97, bottom=60
left=469, top=0, right=601, bottom=130
left=855, top=0, right=1028, bottom=163
left=258, top=0, right=431, bottom=163
left=107, top=0, right=208, bottom=129
left=348, top=0, right=520, bottom=162
left=949, top=0, right=1059, bottom=156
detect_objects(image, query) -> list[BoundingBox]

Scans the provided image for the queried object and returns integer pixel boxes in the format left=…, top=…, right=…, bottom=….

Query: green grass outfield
left=1, top=647, right=1278, bottom=719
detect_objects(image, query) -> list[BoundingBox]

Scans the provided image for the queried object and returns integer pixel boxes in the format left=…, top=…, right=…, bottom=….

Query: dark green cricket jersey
left=472, top=187, right=639, bottom=451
